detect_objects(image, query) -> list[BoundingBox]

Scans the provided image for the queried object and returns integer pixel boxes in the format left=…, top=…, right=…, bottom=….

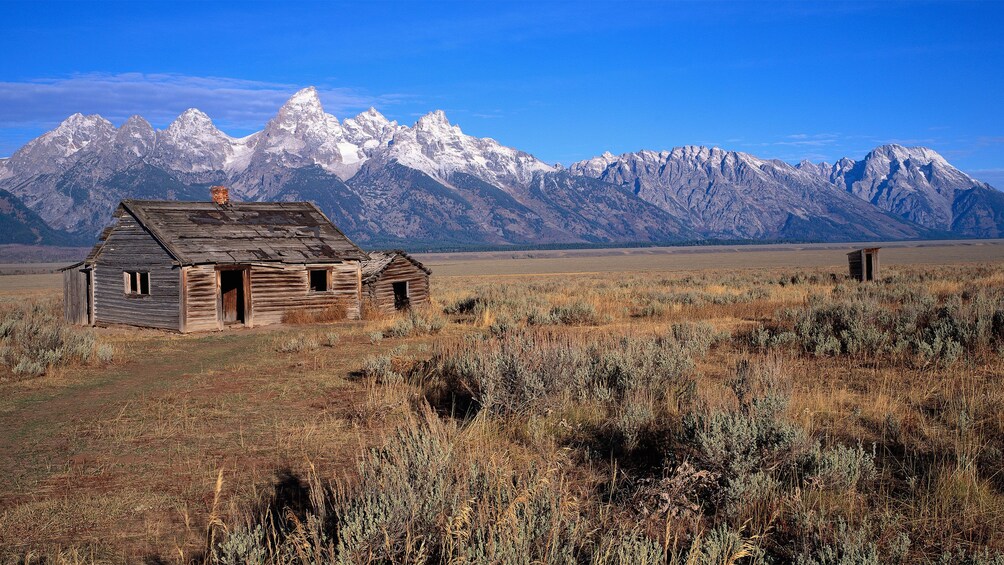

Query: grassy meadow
left=1, top=241, right=1003, bottom=563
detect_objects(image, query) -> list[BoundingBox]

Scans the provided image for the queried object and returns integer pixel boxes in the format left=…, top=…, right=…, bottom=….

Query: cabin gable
left=91, top=209, right=182, bottom=330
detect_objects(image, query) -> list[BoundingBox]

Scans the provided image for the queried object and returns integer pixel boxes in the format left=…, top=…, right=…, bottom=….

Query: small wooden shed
left=847, top=247, right=880, bottom=282
left=62, top=193, right=372, bottom=332
left=361, top=250, right=431, bottom=313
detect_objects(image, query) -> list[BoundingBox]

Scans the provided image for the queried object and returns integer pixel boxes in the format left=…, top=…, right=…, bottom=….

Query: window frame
left=123, top=270, right=151, bottom=296
left=308, top=268, right=330, bottom=293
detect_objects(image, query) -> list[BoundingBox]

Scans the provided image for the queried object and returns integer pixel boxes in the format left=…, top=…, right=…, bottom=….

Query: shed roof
left=847, top=247, right=881, bottom=257
left=361, top=250, right=431, bottom=284
left=88, top=200, right=367, bottom=265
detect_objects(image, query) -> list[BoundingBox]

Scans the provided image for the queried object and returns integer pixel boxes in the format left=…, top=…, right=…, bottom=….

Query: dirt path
left=0, top=324, right=408, bottom=560
left=0, top=334, right=252, bottom=482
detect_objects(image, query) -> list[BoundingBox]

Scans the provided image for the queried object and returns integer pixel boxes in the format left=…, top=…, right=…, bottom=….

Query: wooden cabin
left=361, top=251, right=431, bottom=313
left=847, top=247, right=880, bottom=282
left=62, top=191, right=374, bottom=332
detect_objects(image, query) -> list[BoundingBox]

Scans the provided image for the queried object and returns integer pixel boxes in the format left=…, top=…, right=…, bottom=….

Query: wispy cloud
left=0, top=73, right=411, bottom=133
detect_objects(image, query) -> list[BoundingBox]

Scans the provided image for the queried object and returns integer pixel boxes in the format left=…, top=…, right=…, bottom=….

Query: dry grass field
left=1, top=240, right=1003, bottom=564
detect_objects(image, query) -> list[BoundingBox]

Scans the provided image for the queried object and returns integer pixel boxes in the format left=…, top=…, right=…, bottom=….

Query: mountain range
left=0, top=86, right=1000, bottom=248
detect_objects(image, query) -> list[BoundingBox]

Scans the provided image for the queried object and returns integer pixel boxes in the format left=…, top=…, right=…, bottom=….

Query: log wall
left=92, top=212, right=181, bottom=330
left=249, top=263, right=361, bottom=325
left=364, top=256, right=430, bottom=313
left=183, top=262, right=362, bottom=330
left=183, top=265, right=221, bottom=332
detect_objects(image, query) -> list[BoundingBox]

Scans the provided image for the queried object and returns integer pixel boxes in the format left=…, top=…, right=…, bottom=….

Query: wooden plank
left=91, top=213, right=182, bottom=331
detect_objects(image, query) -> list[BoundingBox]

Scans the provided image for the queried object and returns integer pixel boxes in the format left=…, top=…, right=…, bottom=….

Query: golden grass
left=1, top=257, right=1003, bottom=562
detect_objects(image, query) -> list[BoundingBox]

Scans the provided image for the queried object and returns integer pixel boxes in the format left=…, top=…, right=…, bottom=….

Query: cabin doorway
left=865, top=253, right=874, bottom=281
left=393, top=281, right=410, bottom=310
left=220, top=269, right=248, bottom=325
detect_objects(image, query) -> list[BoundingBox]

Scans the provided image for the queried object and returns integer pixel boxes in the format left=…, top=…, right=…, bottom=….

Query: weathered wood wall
left=92, top=212, right=181, bottom=330
left=364, top=256, right=430, bottom=313
left=62, top=266, right=90, bottom=325
left=183, top=262, right=361, bottom=331
left=183, top=265, right=220, bottom=332
left=847, top=249, right=880, bottom=282
left=249, top=263, right=361, bottom=325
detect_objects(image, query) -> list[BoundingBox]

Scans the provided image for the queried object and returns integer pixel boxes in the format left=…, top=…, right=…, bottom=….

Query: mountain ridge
left=0, top=87, right=998, bottom=247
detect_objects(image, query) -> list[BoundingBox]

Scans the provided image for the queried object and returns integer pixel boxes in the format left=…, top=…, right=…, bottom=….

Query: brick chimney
left=210, top=185, right=230, bottom=206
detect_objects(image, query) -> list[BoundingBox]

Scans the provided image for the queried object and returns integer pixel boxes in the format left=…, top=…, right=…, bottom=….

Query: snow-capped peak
left=870, top=144, right=950, bottom=167
left=274, top=87, right=330, bottom=126
left=342, top=107, right=402, bottom=154
left=386, top=110, right=554, bottom=187
left=3, top=112, right=115, bottom=177
left=568, top=151, right=620, bottom=177
left=415, top=109, right=456, bottom=131
left=107, top=115, right=156, bottom=161
left=247, top=87, right=365, bottom=180
left=166, top=108, right=219, bottom=135
left=56, top=112, right=114, bottom=133
left=152, top=108, right=250, bottom=173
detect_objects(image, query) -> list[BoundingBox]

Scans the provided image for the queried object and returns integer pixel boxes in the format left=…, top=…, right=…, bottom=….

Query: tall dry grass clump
left=0, top=299, right=112, bottom=380
left=281, top=303, right=348, bottom=325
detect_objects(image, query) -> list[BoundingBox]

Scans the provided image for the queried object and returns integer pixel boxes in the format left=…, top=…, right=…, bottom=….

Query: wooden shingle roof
left=361, top=250, right=431, bottom=283
left=94, top=200, right=367, bottom=265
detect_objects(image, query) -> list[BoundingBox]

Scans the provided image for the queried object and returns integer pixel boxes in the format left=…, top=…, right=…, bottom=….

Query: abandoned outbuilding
left=362, top=251, right=432, bottom=314
left=847, top=247, right=880, bottom=282
left=62, top=190, right=431, bottom=332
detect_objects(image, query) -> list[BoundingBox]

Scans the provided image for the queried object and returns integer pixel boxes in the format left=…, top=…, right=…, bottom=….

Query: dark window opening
left=393, top=281, right=410, bottom=310
left=309, top=269, right=328, bottom=292
left=125, top=271, right=150, bottom=295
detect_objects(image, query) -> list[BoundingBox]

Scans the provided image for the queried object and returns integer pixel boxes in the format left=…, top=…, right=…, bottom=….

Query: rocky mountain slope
left=568, top=147, right=930, bottom=241
left=793, top=145, right=1003, bottom=237
left=0, top=86, right=998, bottom=247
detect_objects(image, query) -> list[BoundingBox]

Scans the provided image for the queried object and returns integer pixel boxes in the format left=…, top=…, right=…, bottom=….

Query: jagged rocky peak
left=2, top=112, right=116, bottom=177
left=243, top=87, right=365, bottom=182
left=166, top=108, right=222, bottom=136
left=869, top=143, right=949, bottom=165
left=153, top=108, right=247, bottom=174
left=46, top=113, right=117, bottom=154
left=568, top=150, right=619, bottom=177
left=108, top=115, right=156, bottom=159
left=56, top=112, right=115, bottom=135
left=342, top=107, right=401, bottom=151
left=271, top=86, right=335, bottom=131
left=415, top=109, right=457, bottom=131
left=386, top=109, right=554, bottom=188
left=795, top=159, right=833, bottom=178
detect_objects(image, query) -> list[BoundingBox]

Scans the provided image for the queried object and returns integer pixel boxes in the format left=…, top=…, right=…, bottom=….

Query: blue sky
left=1, top=0, right=1003, bottom=185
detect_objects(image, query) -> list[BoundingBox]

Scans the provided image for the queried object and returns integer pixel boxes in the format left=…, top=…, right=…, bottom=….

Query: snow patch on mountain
left=247, top=86, right=366, bottom=180
left=342, top=107, right=403, bottom=154
left=387, top=110, right=555, bottom=188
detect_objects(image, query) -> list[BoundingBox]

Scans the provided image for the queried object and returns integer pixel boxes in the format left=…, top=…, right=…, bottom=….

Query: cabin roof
left=361, top=250, right=431, bottom=283
left=847, top=247, right=881, bottom=257
left=87, top=200, right=367, bottom=266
